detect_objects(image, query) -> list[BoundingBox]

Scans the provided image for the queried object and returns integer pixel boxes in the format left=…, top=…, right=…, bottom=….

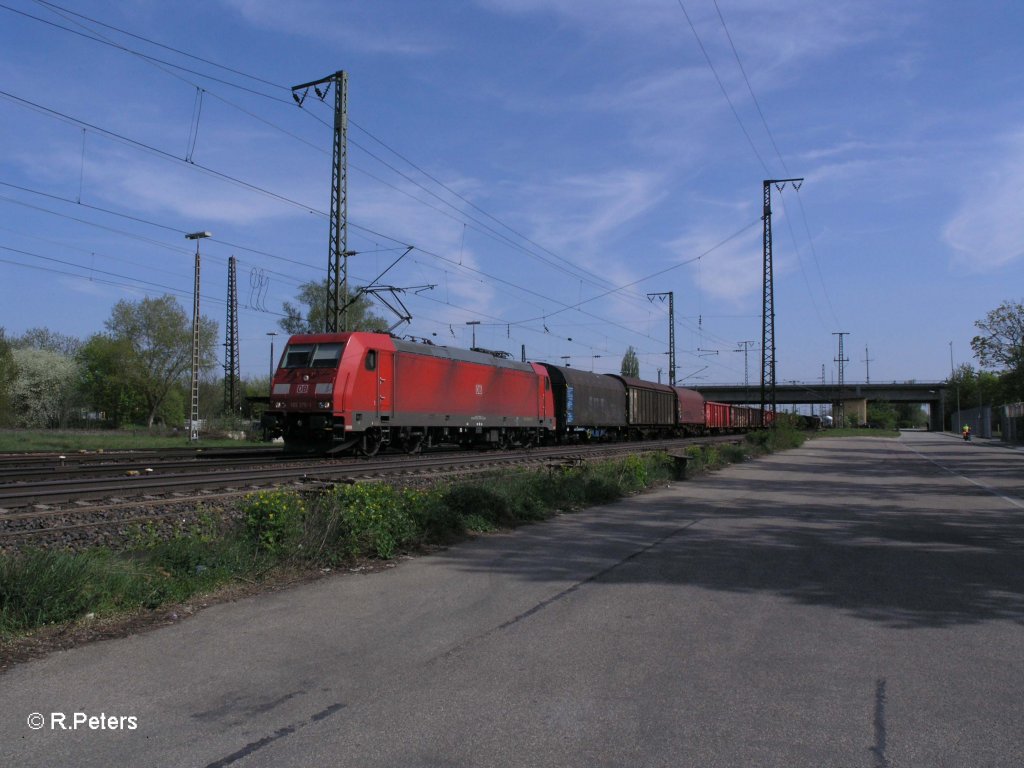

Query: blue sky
left=1, top=0, right=1022, bottom=388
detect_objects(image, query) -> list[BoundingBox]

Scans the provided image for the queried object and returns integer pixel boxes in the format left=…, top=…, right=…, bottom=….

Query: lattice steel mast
left=647, top=292, right=676, bottom=385
left=292, top=70, right=349, bottom=332
left=185, top=231, right=211, bottom=442
left=760, top=178, right=803, bottom=420
left=223, top=255, right=240, bottom=414
left=833, top=331, right=849, bottom=426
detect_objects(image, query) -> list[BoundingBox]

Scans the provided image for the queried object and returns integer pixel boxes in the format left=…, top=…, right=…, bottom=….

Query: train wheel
left=360, top=428, right=382, bottom=458
left=405, top=434, right=423, bottom=455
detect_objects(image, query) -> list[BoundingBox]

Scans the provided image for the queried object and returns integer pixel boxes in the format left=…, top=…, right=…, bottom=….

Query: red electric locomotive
left=263, top=332, right=555, bottom=454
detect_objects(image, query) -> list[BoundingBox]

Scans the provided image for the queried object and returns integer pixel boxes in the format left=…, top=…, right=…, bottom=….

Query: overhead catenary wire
left=8, top=0, right=664, bottom=316
left=2, top=1, right=758, bottom=375
left=709, top=0, right=841, bottom=329
left=5, top=1, right=687, bottom=340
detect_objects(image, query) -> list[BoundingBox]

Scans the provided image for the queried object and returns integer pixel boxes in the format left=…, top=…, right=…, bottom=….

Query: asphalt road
left=2, top=431, right=1023, bottom=767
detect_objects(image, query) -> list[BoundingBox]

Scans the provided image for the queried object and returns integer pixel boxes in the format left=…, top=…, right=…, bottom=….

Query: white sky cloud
left=943, top=132, right=1024, bottom=272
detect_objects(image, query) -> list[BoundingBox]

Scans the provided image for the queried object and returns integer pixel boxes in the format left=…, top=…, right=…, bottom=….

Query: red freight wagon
left=672, top=387, right=706, bottom=433
left=730, top=404, right=751, bottom=429
left=705, top=401, right=731, bottom=431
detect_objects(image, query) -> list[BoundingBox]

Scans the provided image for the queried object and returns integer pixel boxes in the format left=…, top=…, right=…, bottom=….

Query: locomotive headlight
left=319, top=401, right=332, bottom=409
left=274, top=401, right=285, bottom=409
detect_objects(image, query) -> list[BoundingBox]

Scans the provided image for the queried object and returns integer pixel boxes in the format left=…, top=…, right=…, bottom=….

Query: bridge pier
left=834, top=398, right=867, bottom=427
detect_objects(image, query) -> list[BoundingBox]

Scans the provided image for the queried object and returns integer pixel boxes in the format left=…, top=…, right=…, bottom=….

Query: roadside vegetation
left=0, top=424, right=807, bottom=640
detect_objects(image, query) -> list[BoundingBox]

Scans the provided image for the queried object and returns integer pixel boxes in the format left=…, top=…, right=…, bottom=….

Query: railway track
left=0, top=446, right=282, bottom=474
left=0, top=436, right=740, bottom=550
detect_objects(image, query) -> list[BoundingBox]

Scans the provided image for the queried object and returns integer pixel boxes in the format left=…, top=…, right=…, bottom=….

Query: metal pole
left=735, top=340, right=755, bottom=403
left=185, top=231, right=211, bottom=442
left=267, top=331, right=278, bottom=383
left=833, top=331, right=849, bottom=427
left=760, top=178, right=803, bottom=421
left=224, top=256, right=239, bottom=415
left=950, top=341, right=961, bottom=434
left=647, top=292, right=676, bottom=385
left=292, top=71, right=347, bottom=332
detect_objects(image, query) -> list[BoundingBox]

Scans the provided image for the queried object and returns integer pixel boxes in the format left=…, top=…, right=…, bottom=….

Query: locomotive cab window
left=310, top=342, right=344, bottom=369
left=365, top=350, right=377, bottom=371
left=282, top=344, right=314, bottom=369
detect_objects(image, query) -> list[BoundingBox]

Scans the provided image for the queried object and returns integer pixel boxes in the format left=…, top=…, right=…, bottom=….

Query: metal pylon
left=224, top=256, right=240, bottom=414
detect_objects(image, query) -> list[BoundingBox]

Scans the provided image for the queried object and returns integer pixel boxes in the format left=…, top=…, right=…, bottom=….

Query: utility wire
left=30, top=0, right=288, bottom=91
left=12, top=1, right=652, bottom=309
left=711, top=0, right=840, bottom=328
left=674, top=0, right=769, bottom=175
left=6, top=2, right=744, bottom=356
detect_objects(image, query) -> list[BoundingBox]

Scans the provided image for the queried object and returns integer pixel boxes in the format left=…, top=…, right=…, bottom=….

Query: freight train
left=262, top=332, right=774, bottom=455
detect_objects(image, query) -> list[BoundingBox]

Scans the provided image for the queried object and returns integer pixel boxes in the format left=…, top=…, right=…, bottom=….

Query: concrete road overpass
left=697, top=381, right=949, bottom=430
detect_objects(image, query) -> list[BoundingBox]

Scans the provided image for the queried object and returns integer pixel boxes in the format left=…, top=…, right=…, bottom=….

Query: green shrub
left=443, top=484, right=515, bottom=527
left=619, top=454, right=648, bottom=490
left=311, top=484, right=418, bottom=560
left=242, top=490, right=306, bottom=555
left=720, top=443, right=747, bottom=464
left=583, top=476, right=621, bottom=503
left=463, top=514, right=497, bottom=533
left=405, top=487, right=465, bottom=543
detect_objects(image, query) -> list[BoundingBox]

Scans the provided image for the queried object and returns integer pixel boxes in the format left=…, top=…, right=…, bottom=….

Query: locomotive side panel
left=392, top=352, right=548, bottom=427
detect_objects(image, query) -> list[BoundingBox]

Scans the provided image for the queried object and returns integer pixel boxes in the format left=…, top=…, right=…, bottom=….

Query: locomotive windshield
left=282, top=344, right=313, bottom=369
left=282, top=342, right=344, bottom=369
left=310, top=342, right=344, bottom=368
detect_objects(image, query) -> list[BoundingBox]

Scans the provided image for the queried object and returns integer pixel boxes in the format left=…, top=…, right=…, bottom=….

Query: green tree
left=11, top=327, right=82, bottom=357
left=9, top=348, right=80, bottom=428
left=894, top=402, right=928, bottom=429
left=279, top=280, right=389, bottom=334
left=77, top=335, right=146, bottom=427
left=949, top=363, right=1004, bottom=408
left=0, top=329, right=17, bottom=426
left=620, top=346, right=640, bottom=378
left=971, top=300, right=1024, bottom=402
left=104, top=295, right=218, bottom=428
left=866, top=400, right=898, bottom=430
